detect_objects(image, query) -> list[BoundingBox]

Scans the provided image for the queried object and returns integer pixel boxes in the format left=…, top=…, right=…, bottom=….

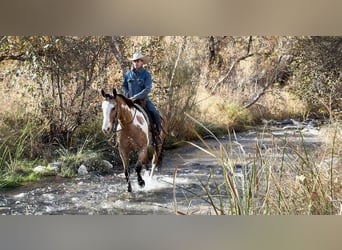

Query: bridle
left=110, top=101, right=138, bottom=133
left=106, top=100, right=138, bottom=143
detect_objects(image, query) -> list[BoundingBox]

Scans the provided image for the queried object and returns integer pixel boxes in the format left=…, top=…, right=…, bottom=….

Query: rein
left=108, top=107, right=137, bottom=144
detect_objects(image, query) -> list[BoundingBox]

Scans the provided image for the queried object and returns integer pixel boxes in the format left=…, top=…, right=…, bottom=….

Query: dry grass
left=176, top=115, right=342, bottom=215
left=195, top=86, right=308, bottom=131
left=254, top=128, right=341, bottom=215
left=195, top=86, right=252, bottom=131
left=319, top=122, right=342, bottom=210
left=249, top=89, right=309, bottom=122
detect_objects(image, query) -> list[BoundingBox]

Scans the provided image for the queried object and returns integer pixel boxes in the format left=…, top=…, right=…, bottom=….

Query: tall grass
left=174, top=114, right=341, bottom=215
left=0, top=138, right=41, bottom=189
left=0, top=113, right=48, bottom=188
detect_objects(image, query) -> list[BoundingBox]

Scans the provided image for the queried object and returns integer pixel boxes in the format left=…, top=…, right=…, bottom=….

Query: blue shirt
left=122, top=68, right=152, bottom=100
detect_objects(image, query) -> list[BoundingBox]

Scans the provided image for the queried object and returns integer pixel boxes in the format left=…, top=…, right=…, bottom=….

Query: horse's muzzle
left=102, top=126, right=111, bottom=133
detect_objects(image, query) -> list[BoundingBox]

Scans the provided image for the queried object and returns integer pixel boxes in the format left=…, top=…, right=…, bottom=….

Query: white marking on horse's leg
left=150, top=163, right=156, bottom=179
left=150, top=153, right=157, bottom=178
left=119, top=147, right=132, bottom=192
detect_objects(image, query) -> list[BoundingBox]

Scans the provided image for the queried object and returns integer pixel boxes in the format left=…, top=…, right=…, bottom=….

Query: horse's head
left=101, top=89, right=118, bottom=133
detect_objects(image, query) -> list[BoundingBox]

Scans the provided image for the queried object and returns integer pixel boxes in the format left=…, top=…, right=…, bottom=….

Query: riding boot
left=150, top=115, right=162, bottom=146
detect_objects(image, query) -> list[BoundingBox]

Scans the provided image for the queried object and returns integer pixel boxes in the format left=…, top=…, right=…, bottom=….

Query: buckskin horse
left=101, top=88, right=166, bottom=192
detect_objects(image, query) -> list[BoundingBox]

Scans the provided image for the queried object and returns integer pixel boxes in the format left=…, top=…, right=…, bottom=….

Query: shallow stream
left=0, top=126, right=324, bottom=215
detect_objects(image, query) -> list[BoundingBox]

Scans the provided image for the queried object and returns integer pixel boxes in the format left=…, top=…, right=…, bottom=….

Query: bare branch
left=243, top=56, right=285, bottom=109
left=211, top=53, right=254, bottom=93
left=243, top=88, right=272, bottom=109
left=169, top=36, right=187, bottom=89
left=0, top=54, right=27, bottom=63
left=246, top=36, right=253, bottom=55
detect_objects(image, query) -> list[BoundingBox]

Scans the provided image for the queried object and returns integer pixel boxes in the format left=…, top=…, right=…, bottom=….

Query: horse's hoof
left=127, top=183, right=132, bottom=192
left=138, top=179, right=145, bottom=188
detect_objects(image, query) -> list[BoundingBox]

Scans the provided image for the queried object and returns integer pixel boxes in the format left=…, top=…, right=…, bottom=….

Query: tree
left=290, top=36, right=342, bottom=119
left=203, top=36, right=294, bottom=107
left=0, top=36, right=113, bottom=146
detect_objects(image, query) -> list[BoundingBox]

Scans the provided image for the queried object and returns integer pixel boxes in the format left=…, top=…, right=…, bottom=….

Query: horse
left=101, top=88, right=166, bottom=192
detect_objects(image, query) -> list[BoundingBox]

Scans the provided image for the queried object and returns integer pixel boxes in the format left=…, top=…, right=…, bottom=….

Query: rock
left=102, top=160, right=113, bottom=169
left=78, top=165, right=88, bottom=175
left=281, top=119, right=294, bottom=126
left=33, top=165, right=57, bottom=176
left=48, top=162, right=62, bottom=173
left=98, top=160, right=115, bottom=175
left=33, top=165, right=46, bottom=174
left=82, top=157, right=115, bottom=175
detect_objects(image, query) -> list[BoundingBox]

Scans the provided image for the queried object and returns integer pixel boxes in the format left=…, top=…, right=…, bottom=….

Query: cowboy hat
left=130, top=52, right=150, bottom=64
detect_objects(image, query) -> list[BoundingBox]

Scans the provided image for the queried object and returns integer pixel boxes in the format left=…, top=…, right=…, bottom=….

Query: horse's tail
left=156, top=115, right=167, bottom=165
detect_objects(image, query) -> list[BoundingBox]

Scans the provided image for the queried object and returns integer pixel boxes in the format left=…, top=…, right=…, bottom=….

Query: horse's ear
left=113, top=88, right=117, bottom=97
left=101, top=89, right=106, bottom=97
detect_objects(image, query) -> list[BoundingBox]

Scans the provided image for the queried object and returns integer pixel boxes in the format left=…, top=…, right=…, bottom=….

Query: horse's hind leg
left=150, top=144, right=163, bottom=177
left=150, top=154, right=157, bottom=177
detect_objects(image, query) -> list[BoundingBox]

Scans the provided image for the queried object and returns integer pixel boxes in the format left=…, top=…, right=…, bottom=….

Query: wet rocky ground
left=0, top=122, right=327, bottom=215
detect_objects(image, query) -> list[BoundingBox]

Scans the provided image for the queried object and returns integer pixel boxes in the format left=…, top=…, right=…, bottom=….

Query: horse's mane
left=116, top=94, right=135, bottom=108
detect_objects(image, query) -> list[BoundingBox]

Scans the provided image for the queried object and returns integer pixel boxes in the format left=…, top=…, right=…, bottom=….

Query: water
left=0, top=126, right=324, bottom=215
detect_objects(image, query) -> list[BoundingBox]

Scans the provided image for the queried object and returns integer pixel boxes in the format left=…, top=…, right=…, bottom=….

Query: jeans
left=146, top=100, right=161, bottom=134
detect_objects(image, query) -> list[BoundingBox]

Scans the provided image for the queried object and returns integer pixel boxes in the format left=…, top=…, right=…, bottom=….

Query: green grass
left=0, top=172, right=41, bottom=189
left=0, top=114, right=47, bottom=189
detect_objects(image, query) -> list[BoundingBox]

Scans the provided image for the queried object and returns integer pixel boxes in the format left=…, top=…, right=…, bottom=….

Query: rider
left=122, top=52, right=162, bottom=145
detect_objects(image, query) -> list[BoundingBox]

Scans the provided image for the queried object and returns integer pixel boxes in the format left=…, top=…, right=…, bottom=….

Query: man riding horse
left=122, top=52, right=162, bottom=145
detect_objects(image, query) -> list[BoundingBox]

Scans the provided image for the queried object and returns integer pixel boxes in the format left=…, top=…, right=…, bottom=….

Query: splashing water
left=131, top=170, right=170, bottom=192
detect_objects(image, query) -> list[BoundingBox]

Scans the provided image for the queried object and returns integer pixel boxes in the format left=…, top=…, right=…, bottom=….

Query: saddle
left=133, top=99, right=161, bottom=146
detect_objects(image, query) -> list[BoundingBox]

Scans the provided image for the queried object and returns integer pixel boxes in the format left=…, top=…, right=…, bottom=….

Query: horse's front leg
left=136, top=150, right=147, bottom=188
left=135, top=163, right=145, bottom=188
left=119, top=150, right=132, bottom=192
left=125, top=168, right=132, bottom=192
